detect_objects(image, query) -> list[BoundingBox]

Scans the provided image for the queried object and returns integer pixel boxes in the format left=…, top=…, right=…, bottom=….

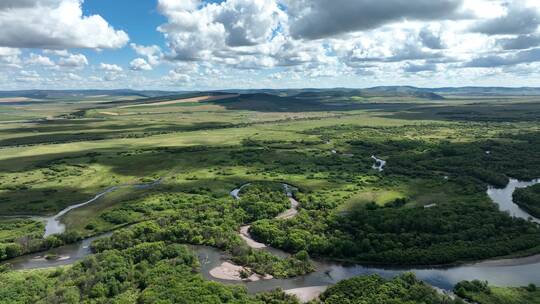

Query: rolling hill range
left=3, top=86, right=540, bottom=104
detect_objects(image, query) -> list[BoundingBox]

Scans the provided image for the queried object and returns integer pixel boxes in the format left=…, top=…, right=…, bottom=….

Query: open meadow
left=0, top=90, right=539, bottom=303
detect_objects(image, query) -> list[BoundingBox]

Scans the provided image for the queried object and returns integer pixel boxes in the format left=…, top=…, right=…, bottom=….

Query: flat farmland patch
left=0, top=97, right=32, bottom=103
left=120, top=94, right=239, bottom=108
left=98, top=111, right=120, bottom=116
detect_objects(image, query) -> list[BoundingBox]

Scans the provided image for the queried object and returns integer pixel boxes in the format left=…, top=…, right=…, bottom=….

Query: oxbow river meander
left=3, top=178, right=540, bottom=296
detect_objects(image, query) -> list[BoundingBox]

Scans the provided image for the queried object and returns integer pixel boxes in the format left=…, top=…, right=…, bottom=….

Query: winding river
left=487, top=178, right=540, bottom=224
left=6, top=233, right=110, bottom=270
left=4, top=178, right=540, bottom=298
left=43, top=178, right=162, bottom=237
left=212, top=180, right=540, bottom=296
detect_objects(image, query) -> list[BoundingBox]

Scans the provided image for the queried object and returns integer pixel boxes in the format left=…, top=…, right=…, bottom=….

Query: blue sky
left=79, top=0, right=169, bottom=84
left=1, top=0, right=540, bottom=90
left=84, top=1, right=166, bottom=45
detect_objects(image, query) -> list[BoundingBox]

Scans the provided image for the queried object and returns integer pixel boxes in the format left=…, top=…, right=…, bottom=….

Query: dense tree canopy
left=91, top=191, right=314, bottom=278
left=317, top=273, right=464, bottom=304
left=0, top=242, right=300, bottom=304
left=514, top=184, right=540, bottom=218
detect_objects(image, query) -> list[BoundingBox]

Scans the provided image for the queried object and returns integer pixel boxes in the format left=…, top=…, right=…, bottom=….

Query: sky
left=2, top=0, right=540, bottom=90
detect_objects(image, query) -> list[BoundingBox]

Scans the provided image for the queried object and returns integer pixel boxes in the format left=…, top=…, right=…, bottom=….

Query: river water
left=6, top=233, right=110, bottom=270
left=42, top=178, right=161, bottom=237
left=4, top=178, right=540, bottom=293
left=487, top=178, right=540, bottom=224
left=43, top=187, right=119, bottom=237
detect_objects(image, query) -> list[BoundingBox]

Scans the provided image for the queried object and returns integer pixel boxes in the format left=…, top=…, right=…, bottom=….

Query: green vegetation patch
left=0, top=242, right=300, bottom=304
left=339, top=189, right=407, bottom=211
left=513, top=184, right=540, bottom=218
left=251, top=186, right=540, bottom=265
left=0, top=218, right=43, bottom=243
left=239, top=183, right=291, bottom=222
left=1, top=93, right=540, bottom=278
left=318, top=273, right=463, bottom=304
left=455, top=280, right=540, bottom=304
left=90, top=192, right=314, bottom=279
left=0, top=219, right=44, bottom=261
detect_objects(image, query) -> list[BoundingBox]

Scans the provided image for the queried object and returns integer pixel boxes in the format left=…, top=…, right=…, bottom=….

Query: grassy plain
left=0, top=92, right=539, bottom=260
left=0, top=91, right=539, bottom=302
left=471, top=287, right=540, bottom=304
left=455, top=280, right=540, bottom=304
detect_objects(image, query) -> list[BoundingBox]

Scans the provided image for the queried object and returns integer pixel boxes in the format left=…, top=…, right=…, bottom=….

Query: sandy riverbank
left=209, top=261, right=273, bottom=282
left=239, top=226, right=267, bottom=249
left=285, top=286, right=328, bottom=303
left=276, top=198, right=299, bottom=219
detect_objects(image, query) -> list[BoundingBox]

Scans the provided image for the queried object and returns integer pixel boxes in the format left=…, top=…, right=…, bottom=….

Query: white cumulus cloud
left=163, top=69, right=191, bottom=83
left=26, top=53, right=56, bottom=66
left=130, top=58, right=152, bottom=71
left=0, top=0, right=129, bottom=49
left=99, top=63, right=123, bottom=72
left=130, top=44, right=162, bottom=66
left=58, top=53, right=88, bottom=68
left=0, top=47, right=21, bottom=67
left=157, top=0, right=286, bottom=61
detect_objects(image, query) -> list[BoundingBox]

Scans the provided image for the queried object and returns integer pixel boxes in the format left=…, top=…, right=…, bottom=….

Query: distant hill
left=226, top=86, right=540, bottom=97
left=426, top=87, right=540, bottom=96
left=200, top=91, right=447, bottom=113
left=197, top=92, right=349, bottom=112
left=359, top=86, right=540, bottom=96
left=290, top=87, right=444, bottom=100
left=360, top=86, right=445, bottom=100
left=222, top=87, right=441, bottom=99
left=286, top=86, right=540, bottom=98
left=2, top=87, right=540, bottom=102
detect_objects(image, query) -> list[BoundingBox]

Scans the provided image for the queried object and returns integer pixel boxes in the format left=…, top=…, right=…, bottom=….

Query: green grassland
left=467, top=286, right=540, bottom=304
left=1, top=93, right=539, bottom=242
left=0, top=218, right=43, bottom=243
left=0, top=91, right=539, bottom=301
left=455, top=280, right=540, bottom=304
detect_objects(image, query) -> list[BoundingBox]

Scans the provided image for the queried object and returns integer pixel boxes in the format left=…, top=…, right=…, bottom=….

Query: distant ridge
left=426, top=87, right=540, bottom=96
left=222, top=86, right=540, bottom=97
left=360, top=86, right=445, bottom=100
left=290, top=87, right=444, bottom=100
left=2, top=86, right=540, bottom=101
left=349, top=86, right=540, bottom=96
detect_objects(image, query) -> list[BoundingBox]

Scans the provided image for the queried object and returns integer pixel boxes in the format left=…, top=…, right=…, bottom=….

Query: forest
left=514, top=184, right=540, bottom=218
left=90, top=185, right=314, bottom=279
left=0, top=241, right=301, bottom=304
left=250, top=198, right=540, bottom=265
left=316, top=273, right=464, bottom=304
left=248, top=124, right=540, bottom=265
